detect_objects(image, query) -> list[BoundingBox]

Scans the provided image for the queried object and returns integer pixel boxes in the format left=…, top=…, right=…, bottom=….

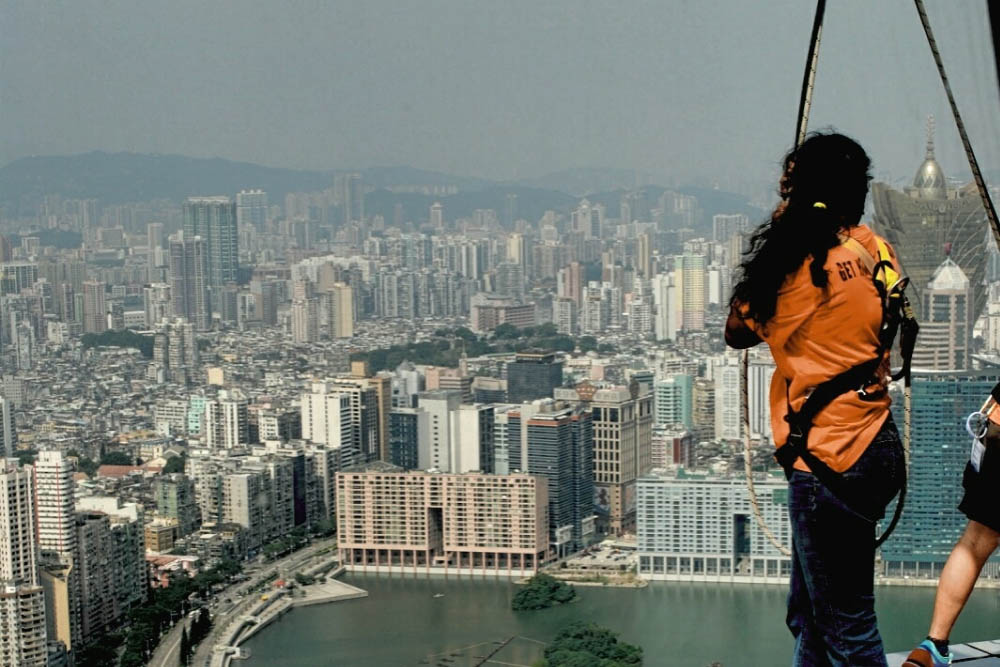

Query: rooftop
left=928, top=257, right=970, bottom=291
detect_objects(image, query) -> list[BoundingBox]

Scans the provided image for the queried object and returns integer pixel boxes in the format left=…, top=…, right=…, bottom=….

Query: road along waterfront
left=242, top=574, right=1000, bottom=666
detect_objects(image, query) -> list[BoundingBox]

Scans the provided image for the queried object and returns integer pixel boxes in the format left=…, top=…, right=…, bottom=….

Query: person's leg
left=928, top=520, right=1000, bottom=642
left=797, top=478, right=886, bottom=666
left=787, top=472, right=833, bottom=667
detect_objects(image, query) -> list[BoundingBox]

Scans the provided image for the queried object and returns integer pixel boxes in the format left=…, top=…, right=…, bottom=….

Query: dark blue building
left=883, top=371, right=1000, bottom=577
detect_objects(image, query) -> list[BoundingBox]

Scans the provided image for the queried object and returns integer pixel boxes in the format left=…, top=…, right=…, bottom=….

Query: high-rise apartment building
left=74, top=497, right=146, bottom=637
left=236, top=189, right=268, bottom=230
left=221, top=471, right=268, bottom=550
left=0, top=459, right=47, bottom=666
left=416, top=391, right=494, bottom=473
left=204, top=389, right=249, bottom=449
left=714, top=357, right=742, bottom=441
left=712, top=214, right=750, bottom=243
left=654, top=375, right=693, bottom=429
left=636, top=232, right=653, bottom=279
left=388, top=408, right=427, bottom=470
left=301, top=383, right=355, bottom=454
left=290, top=298, right=320, bottom=343
left=637, top=470, right=790, bottom=582
left=557, top=261, right=583, bottom=306
left=674, top=252, right=706, bottom=332
left=506, top=350, right=563, bottom=405
left=651, top=272, right=678, bottom=342
left=326, top=283, right=354, bottom=339
left=0, top=396, right=14, bottom=458
left=154, top=474, right=200, bottom=537
left=168, top=232, right=210, bottom=330
left=553, top=298, right=577, bottom=335
left=143, top=282, right=172, bottom=328
left=81, top=281, right=107, bottom=334
left=183, top=197, right=239, bottom=291
left=337, top=463, right=549, bottom=575
left=34, top=451, right=80, bottom=651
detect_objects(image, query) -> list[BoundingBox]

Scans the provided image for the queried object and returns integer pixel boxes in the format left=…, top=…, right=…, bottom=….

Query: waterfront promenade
left=149, top=536, right=343, bottom=667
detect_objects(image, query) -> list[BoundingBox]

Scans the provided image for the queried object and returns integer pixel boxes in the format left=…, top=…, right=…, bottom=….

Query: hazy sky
left=2, top=1, right=998, bottom=195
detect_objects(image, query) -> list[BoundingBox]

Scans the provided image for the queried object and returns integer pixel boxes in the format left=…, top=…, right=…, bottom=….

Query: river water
left=243, top=574, right=1000, bottom=666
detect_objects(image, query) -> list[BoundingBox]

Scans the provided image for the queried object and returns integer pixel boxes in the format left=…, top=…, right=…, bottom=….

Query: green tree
left=535, top=322, right=558, bottom=337
left=540, top=622, right=643, bottom=666
left=81, top=330, right=154, bottom=358
left=578, top=336, right=599, bottom=353
left=163, top=455, right=185, bottom=474
left=493, top=323, right=521, bottom=339
left=79, top=457, right=98, bottom=476
left=100, top=451, right=132, bottom=466
left=15, top=450, right=37, bottom=466
left=511, top=574, right=577, bottom=611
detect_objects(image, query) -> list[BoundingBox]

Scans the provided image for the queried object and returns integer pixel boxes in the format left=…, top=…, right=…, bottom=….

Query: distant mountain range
left=0, top=152, right=762, bottom=224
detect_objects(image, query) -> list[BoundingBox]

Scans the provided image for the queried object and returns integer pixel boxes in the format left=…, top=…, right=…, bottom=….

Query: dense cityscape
left=0, top=115, right=995, bottom=665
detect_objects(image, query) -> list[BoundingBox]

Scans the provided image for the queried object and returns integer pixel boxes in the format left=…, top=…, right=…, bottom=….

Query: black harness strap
left=775, top=242, right=916, bottom=545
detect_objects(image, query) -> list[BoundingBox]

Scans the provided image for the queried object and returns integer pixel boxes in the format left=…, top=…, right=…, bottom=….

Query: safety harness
left=773, top=234, right=918, bottom=546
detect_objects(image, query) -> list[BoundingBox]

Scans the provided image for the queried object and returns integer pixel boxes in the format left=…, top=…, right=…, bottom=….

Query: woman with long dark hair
left=726, top=132, right=905, bottom=666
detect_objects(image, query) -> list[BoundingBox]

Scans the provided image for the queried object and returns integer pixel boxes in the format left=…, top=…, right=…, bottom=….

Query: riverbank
left=211, top=573, right=368, bottom=667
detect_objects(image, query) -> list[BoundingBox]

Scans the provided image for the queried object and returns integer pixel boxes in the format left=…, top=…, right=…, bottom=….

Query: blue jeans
left=786, top=415, right=905, bottom=667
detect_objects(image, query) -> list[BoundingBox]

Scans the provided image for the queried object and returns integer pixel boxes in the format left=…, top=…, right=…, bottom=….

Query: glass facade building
left=506, top=350, right=563, bottom=405
left=883, top=371, right=1000, bottom=577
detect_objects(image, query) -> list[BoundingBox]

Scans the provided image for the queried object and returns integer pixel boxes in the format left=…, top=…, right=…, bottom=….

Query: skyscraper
left=674, top=252, right=706, bottom=332
left=505, top=401, right=594, bottom=554
left=301, top=383, right=355, bottom=453
left=204, top=389, right=249, bottom=449
left=872, top=118, right=990, bottom=319
left=183, top=197, right=239, bottom=292
left=291, top=298, right=320, bottom=343
left=236, top=189, right=268, bottom=230
left=589, top=384, right=653, bottom=535
left=712, top=214, right=750, bottom=243
left=81, top=281, right=107, bottom=334
left=0, top=459, right=48, bottom=666
left=883, top=372, right=1000, bottom=577
left=168, top=232, right=211, bottom=330
left=912, top=258, right=972, bottom=371
left=651, top=272, right=678, bottom=342
left=714, top=356, right=742, bottom=441
left=636, top=232, right=653, bottom=279
left=34, top=450, right=81, bottom=651
left=0, top=396, right=14, bottom=458
left=506, top=350, right=563, bottom=405
left=429, top=202, right=444, bottom=230
left=557, top=261, right=583, bottom=306
left=326, top=283, right=354, bottom=339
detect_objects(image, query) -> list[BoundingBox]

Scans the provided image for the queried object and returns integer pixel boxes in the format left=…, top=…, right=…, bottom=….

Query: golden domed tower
left=871, top=115, right=990, bottom=319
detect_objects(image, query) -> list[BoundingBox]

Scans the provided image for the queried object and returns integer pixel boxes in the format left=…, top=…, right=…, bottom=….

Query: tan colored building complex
left=337, top=462, right=548, bottom=575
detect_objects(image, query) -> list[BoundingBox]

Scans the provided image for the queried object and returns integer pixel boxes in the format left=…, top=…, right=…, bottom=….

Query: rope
left=741, top=0, right=827, bottom=559
left=914, top=0, right=1000, bottom=249
left=795, top=0, right=827, bottom=147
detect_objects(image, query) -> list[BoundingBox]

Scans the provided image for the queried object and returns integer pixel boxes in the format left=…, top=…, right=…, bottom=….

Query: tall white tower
left=0, top=459, right=48, bottom=666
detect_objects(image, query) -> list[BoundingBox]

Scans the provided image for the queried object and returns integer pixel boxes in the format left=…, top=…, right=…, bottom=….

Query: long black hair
left=730, top=131, right=872, bottom=327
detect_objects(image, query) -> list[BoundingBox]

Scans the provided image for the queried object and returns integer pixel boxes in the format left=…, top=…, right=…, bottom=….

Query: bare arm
left=725, top=305, right=762, bottom=349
